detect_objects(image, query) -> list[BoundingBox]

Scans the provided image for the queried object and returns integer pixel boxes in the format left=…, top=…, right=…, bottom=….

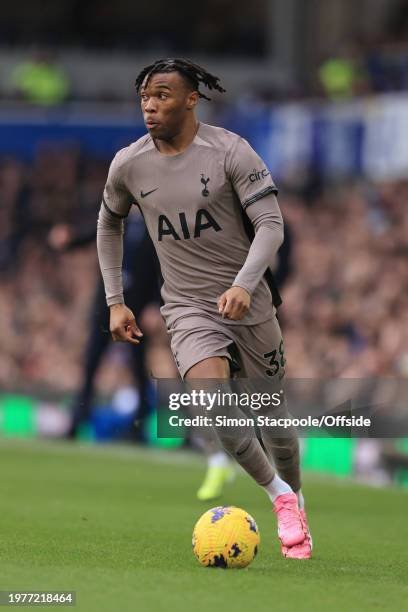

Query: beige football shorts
left=168, top=314, right=285, bottom=381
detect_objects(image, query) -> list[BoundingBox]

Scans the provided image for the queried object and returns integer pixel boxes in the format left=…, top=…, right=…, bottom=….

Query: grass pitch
left=0, top=439, right=407, bottom=612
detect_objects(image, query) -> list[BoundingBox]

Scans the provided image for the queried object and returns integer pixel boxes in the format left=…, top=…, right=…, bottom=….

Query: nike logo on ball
left=140, top=188, right=158, bottom=198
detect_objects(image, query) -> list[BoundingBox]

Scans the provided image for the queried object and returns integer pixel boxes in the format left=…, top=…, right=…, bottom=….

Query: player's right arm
left=97, top=152, right=143, bottom=345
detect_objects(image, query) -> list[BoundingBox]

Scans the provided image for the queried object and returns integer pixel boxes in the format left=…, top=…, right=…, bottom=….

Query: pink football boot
left=282, top=508, right=312, bottom=559
left=273, top=492, right=305, bottom=547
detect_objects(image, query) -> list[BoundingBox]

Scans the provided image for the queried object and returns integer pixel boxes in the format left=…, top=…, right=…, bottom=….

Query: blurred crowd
left=0, top=148, right=407, bottom=398
left=281, top=181, right=408, bottom=378
left=1, top=0, right=265, bottom=57
left=5, top=0, right=408, bottom=107
left=0, top=148, right=104, bottom=393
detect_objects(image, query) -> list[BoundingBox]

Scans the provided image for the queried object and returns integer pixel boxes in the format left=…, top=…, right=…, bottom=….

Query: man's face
left=140, top=71, right=198, bottom=140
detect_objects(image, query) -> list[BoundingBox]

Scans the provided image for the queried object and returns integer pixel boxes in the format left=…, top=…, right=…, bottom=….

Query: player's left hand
left=217, top=286, right=251, bottom=321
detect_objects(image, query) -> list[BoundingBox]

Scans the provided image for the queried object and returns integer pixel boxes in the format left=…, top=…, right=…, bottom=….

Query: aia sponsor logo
left=158, top=209, right=222, bottom=241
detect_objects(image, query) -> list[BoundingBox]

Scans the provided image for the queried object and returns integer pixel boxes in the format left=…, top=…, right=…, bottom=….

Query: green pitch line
left=0, top=439, right=407, bottom=612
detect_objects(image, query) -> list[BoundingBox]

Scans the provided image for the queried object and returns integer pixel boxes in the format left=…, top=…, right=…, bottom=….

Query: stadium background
left=0, top=2, right=408, bottom=610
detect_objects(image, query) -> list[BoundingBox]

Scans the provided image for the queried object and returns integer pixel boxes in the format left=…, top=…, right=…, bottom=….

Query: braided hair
left=135, top=58, right=226, bottom=101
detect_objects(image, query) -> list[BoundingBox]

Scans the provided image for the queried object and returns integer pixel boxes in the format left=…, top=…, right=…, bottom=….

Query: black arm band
left=102, top=197, right=128, bottom=219
left=242, top=185, right=278, bottom=210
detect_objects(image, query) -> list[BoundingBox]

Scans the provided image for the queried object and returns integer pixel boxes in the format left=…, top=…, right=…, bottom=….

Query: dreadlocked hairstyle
left=135, top=58, right=226, bottom=101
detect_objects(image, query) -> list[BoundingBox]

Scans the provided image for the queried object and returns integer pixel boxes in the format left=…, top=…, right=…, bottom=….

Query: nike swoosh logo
left=140, top=188, right=158, bottom=198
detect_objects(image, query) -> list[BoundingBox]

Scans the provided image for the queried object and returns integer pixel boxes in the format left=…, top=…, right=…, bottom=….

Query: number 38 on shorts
left=263, top=339, right=286, bottom=379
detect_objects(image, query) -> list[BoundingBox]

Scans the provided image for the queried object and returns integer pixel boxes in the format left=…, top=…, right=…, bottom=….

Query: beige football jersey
left=102, top=122, right=278, bottom=326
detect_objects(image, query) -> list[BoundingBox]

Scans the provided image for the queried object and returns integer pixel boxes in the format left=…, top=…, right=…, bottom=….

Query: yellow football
left=192, top=506, right=260, bottom=568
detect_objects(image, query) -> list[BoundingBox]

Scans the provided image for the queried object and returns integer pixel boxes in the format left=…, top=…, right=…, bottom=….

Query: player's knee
left=185, top=356, right=230, bottom=379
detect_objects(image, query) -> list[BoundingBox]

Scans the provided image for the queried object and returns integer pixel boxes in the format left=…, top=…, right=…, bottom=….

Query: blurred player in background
left=49, top=209, right=160, bottom=440
left=97, top=58, right=311, bottom=559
